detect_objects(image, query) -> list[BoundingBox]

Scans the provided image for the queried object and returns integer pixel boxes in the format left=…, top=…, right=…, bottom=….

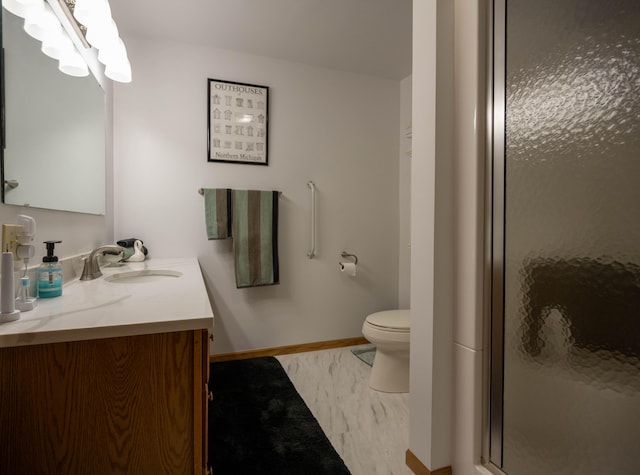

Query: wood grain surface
left=0, top=330, right=208, bottom=474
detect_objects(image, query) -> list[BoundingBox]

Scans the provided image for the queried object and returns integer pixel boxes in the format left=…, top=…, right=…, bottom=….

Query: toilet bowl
left=362, top=309, right=410, bottom=393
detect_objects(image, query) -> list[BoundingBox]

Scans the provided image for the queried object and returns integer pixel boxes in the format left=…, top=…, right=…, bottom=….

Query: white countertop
left=0, top=257, right=214, bottom=348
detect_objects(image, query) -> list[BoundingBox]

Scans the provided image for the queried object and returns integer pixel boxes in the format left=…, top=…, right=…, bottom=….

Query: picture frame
left=207, top=78, right=269, bottom=165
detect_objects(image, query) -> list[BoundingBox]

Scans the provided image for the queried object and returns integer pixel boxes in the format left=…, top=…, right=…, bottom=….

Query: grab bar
left=307, top=181, right=316, bottom=259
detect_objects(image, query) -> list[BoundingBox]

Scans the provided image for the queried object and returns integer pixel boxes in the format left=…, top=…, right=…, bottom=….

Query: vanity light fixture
left=2, top=0, right=89, bottom=77
left=1, top=0, right=131, bottom=82
left=72, top=0, right=131, bottom=82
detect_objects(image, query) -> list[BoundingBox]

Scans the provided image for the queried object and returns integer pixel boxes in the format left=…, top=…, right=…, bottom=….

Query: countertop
left=0, top=257, right=214, bottom=348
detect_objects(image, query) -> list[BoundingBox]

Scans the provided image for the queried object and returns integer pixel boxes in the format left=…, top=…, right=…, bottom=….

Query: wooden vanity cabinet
left=0, top=328, right=210, bottom=474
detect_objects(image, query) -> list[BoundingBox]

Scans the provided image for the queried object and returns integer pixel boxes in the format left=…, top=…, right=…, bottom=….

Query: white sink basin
left=104, top=269, right=183, bottom=284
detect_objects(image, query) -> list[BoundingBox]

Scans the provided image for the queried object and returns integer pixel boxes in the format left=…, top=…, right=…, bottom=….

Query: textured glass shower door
left=490, top=0, right=640, bottom=473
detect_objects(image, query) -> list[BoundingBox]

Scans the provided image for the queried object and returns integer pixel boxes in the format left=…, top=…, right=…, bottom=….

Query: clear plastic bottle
left=15, top=276, right=37, bottom=311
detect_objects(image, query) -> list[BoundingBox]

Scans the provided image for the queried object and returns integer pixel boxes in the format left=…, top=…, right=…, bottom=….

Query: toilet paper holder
left=340, top=251, right=358, bottom=265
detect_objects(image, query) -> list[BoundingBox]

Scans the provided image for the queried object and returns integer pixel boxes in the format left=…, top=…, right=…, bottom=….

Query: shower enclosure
left=489, top=0, right=640, bottom=473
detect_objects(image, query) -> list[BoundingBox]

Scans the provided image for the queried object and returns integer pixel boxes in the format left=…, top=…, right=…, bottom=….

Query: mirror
left=1, top=8, right=105, bottom=215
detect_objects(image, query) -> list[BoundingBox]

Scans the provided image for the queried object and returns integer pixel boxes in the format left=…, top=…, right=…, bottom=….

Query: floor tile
left=277, top=345, right=413, bottom=475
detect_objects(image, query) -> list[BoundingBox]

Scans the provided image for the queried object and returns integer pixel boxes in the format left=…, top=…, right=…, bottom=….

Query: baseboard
left=211, top=336, right=369, bottom=362
left=406, top=450, right=452, bottom=475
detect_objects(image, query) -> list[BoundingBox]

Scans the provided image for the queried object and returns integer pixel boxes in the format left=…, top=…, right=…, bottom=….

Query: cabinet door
left=0, top=331, right=201, bottom=474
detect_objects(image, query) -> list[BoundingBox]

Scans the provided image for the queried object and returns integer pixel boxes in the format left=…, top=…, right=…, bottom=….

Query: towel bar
left=198, top=188, right=282, bottom=196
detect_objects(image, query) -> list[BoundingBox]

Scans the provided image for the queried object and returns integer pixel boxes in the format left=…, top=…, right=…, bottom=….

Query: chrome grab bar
left=307, top=181, right=316, bottom=259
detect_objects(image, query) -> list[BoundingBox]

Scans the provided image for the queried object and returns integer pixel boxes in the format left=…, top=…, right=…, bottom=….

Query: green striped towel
left=204, top=188, right=232, bottom=239
left=231, top=190, right=280, bottom=288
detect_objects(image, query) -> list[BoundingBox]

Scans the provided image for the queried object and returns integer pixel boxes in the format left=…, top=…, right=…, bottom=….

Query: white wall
left=398, top=76, right=412, bottom=308
left=409, top=0, right=455, bottom=471
left=410, top=1, right=491, bottom=473
left=410, top=0, right=439, bottom=468
left=0, top=205, right=112, bottom=264
left=112, top=36, right=401, bottom=354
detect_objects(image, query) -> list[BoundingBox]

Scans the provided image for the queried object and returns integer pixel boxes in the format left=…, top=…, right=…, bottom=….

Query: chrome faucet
left=80, top=245, right=125, bottom=281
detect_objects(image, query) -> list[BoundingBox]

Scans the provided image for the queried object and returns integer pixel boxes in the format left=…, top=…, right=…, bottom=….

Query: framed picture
left=207, top=78, right=269, bottom=165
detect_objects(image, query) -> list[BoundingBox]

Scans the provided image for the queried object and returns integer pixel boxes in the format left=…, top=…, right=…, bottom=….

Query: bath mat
left=209, top=356, right=351, bottom=474
left=351, top=346, right=376, bottom=367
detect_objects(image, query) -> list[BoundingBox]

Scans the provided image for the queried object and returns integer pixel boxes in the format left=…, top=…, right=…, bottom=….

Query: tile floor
left=277, top=345, right=413, bottom=475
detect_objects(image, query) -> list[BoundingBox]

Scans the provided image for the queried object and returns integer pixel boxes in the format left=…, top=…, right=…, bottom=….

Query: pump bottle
left=37, top=241, right=62, bottom=298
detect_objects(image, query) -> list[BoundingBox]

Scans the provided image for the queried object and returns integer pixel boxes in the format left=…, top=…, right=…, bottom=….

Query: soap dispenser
left=37, top=240, right=62, bottom=299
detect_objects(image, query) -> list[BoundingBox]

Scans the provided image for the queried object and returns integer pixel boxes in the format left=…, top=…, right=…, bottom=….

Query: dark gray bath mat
left=351, top=346, right=376, bottom=366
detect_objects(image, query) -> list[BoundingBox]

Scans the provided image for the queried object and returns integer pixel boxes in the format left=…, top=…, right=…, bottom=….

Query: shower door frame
left=486, top=0, right=507, bottom=469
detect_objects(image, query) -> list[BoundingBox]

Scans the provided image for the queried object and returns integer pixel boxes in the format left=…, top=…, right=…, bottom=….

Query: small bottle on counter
left=37, top=240, right=62, bottom=299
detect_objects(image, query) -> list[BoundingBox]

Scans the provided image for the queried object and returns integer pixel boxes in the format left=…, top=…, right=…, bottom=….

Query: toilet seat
left=365, top=310, right=410, bottom=332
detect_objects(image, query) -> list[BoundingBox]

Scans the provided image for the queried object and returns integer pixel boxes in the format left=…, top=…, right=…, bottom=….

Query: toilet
left=362, top=309, right=410, bottom=393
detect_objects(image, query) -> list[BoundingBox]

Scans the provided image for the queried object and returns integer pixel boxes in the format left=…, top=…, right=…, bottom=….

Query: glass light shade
left=97, top=36, right=125, bottom=65
left=23, top=1, right=57, bottom=42
left=58, top=47, right=89, bottom=77
left=3, top=0, right=41, bottom=17
left=72, top=0, right=95, bottom=25
left=41, top=26, right=74, bottom=60
left=85, top=17, right=118, bottom=50
left=104, top=57, right=132, bottom=83
left=3, top=0, right=30, bottom=18
left=73, top=0, right=110, bottom=31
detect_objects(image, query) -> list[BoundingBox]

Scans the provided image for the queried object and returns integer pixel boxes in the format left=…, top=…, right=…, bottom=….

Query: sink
left=104, top=269, right=183, bottom=284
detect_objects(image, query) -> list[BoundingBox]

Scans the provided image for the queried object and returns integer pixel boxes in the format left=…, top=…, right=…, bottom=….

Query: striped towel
left=231, top=190, right=280, bottom=288
left=204, top=188, right=232, bottom=239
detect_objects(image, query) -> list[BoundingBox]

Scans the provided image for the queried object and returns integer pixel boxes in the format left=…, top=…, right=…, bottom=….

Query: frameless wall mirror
left=1, top=7, right=106, bottom=215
